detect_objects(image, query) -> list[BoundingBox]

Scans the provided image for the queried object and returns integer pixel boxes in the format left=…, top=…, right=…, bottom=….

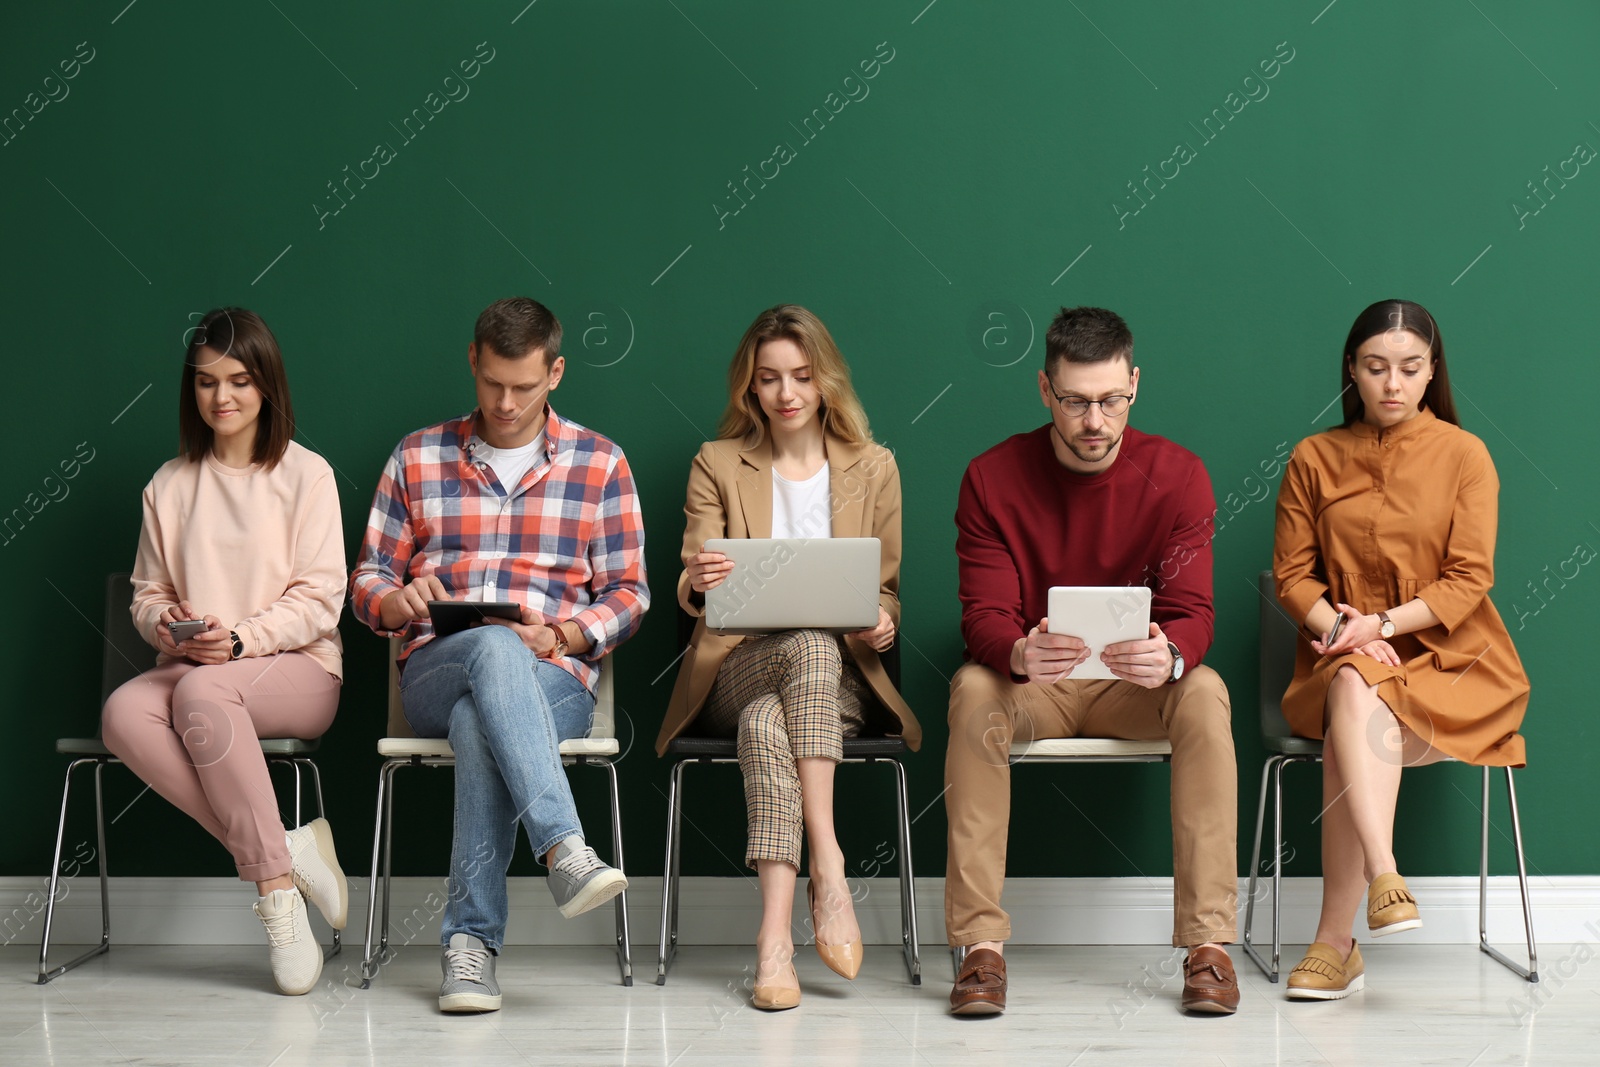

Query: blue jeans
left=400, top=625, right=595, bottom=951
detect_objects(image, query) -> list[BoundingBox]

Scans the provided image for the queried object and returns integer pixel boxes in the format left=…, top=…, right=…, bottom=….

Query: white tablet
left=1045, top=586, right=1153, bottom=680
left=703, top=537, right=881, bottom=636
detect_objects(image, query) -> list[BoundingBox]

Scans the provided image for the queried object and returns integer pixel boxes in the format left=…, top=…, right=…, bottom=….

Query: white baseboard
left=4, top=875, right=1594, bottom=949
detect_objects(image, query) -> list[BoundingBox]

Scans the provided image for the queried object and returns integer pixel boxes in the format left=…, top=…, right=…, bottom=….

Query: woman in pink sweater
left=101, top=307, right=348, bottom=996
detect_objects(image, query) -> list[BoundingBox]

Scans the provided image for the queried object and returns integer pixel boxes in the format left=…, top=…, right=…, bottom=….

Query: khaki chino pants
left=943, top=662, right=1238, bottom=948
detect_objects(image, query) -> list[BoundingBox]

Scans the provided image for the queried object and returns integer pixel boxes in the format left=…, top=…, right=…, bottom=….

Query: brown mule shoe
left=949, top=948, right=1007, bottom=1015
left=1181, top=944, right=1240, bottom=1014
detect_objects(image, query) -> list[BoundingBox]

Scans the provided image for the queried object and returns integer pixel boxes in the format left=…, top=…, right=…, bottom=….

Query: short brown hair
left=474, top=297, right=562, bottom=364
left=1044, top=306, right=1133, bottom=375
left=179, top=308, right=295, bottom=468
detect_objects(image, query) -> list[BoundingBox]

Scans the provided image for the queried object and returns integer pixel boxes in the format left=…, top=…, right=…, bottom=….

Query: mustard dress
left=1273, top=407, right=1528, bottom=766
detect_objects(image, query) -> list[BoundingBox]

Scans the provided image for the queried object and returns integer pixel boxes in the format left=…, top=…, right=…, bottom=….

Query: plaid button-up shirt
left=350, top=406, right=649, bottom=692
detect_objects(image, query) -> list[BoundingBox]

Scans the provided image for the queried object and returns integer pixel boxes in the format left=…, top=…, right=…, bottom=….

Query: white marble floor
left=2, top=940, right=1590, bottom=1066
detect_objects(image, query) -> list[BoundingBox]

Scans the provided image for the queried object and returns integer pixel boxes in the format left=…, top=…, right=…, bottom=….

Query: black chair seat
left=56, top=737, right=321, bottom=758
left=665, top=735, right=908, bottom=759
left=1262, top=735, right=1323, bottom=757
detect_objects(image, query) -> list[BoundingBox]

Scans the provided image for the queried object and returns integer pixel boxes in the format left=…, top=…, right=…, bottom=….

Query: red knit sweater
left=955, top=424, right=1217, bottom=680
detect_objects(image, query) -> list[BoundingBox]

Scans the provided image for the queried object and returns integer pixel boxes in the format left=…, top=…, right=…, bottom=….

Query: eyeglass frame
left=1046, top=386, right=1135, bottom=418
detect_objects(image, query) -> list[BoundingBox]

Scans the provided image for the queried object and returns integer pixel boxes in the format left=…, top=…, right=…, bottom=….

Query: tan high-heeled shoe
left=751, top=946, right=801, bottom=1011
left=808, top=879, right=863, bottom=980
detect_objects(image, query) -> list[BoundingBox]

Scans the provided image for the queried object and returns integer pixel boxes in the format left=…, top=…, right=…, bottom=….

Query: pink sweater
left=130, top=441, right=346, bottom=680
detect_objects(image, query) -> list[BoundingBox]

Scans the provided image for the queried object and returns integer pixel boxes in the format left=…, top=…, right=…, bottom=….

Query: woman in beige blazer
left=655, top=305, right=920, bottom=1010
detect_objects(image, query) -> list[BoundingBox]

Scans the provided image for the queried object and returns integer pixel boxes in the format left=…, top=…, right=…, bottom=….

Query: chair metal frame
left=1242, top=569, right=1538, bottom=983
left=39, top=574, right=338, bottom=984
left=360, top=645, right=632, bottom=987
left=655, top=738, right=921, bottom=986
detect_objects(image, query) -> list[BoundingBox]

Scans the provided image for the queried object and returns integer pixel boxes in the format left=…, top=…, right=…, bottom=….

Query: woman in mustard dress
left=1272, top=298, right=1529, bottom=1000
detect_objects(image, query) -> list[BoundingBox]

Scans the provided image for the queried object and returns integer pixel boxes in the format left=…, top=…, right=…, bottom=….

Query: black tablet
left=427, top=600, right=522, bottom=638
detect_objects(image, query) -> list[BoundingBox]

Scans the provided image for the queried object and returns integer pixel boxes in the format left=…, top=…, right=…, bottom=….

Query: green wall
left=3, top=1, right=1595, bottom=889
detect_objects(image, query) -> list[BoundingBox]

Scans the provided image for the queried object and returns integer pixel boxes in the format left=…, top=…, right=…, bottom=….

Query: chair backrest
left=384, top=636, right=614, bottom=740
left=1257, top=569, right=1301, bottom=743
left=102, top=573, right=157, bottom=708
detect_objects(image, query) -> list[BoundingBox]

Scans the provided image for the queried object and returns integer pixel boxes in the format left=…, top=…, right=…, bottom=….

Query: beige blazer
left=654, top=432, right=921, bottom=754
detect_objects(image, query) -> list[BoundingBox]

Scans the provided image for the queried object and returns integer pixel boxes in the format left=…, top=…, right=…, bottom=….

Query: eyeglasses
left=1048, top=388, right=1133, bottom=418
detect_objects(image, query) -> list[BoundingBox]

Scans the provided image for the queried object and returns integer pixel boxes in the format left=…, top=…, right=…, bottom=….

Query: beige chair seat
left=1010, top=738, right=1172, bottom=760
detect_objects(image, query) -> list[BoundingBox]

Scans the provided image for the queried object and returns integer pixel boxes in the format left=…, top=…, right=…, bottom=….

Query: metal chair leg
left=598, top=758, right=633, bottom=986
left=291, top=759, right=304, bottom=829
left=360, top=760, right=393, bottom=986
left=1479, top=766, right=1539, bottom=982
left=294, top=758, right=340, bottom=959
left=377, top=762, right=400, bottom=975
left=656, top=760, right=686, bottom=985
left=888, top=757, right=921, bottom=985
left=306, top=759, right=327, bottom=821
left=1241, top=755, right=1273, bottom=978
left=38, top=759, right=111, bottom=984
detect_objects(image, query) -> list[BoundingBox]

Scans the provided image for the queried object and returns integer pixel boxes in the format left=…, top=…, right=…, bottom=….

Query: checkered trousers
left=697, top=629, right=870, bottom=869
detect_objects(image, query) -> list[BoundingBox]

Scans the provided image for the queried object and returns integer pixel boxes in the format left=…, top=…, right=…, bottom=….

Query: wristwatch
left=1376, top=611, right=1396, bottom=639
left=1166, top=642, right=1184, bottom=684
left=229, top=630, right=244, bottom=660
left=547, top=624, right=570, bottom=660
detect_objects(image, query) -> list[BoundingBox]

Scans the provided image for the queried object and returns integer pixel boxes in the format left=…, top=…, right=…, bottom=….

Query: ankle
left=256, top=875, right=294, bottom=896
left=1313, top=930, right=1354, bottom=956
left=1363, top=861, right=1398, bottom=884
left=969, top=940, right=1004, bottom=957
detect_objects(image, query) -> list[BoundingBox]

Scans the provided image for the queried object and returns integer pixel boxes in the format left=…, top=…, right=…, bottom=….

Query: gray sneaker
left=548, top=844, right=628, bottom=919
left=440, top=934, right=501, bottom=1013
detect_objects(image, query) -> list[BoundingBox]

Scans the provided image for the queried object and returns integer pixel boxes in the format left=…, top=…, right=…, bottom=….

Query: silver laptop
left=703, top=537, right=881, bottom=636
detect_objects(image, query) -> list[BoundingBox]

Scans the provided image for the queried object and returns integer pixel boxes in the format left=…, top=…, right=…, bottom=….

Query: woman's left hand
left=1352, top=639, right=1402, bottom=667
left=847, top=607, right=895, bottom=652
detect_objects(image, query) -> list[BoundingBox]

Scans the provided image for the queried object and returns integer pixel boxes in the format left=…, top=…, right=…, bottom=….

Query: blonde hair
left=716, top=305, right=874, bottom=447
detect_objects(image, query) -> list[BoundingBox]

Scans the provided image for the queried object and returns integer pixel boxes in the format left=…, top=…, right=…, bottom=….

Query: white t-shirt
left=477, top=431, right=545, bottom=495
left=772, top=463, right=832, bottom=538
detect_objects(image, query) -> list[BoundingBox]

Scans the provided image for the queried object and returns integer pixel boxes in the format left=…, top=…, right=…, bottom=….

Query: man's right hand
left=1011, top=618, right=1089, bottom=684
left=378, top=575, right=451, bottom=631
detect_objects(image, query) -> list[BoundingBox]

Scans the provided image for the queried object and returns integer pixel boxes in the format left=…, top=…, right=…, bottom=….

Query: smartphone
left=168, top=619, right=209, bottom=643
left=1325, top=612, right=1346, bottom=646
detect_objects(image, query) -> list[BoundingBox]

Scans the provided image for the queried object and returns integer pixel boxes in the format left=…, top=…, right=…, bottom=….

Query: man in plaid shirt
left=351, top=297, right=649, bottom=1014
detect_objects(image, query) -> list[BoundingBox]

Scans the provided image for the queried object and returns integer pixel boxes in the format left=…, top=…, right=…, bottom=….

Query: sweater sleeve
left=232, top=467, right=347, bottom=658
left=1273, top=443, right=1329, bottom=627
left=129, top=479, right=178, bottom=650
left=955, top=460, right=1027, bottom=679
left=1416, top=439, right=1499, bottom=633
left=1152, top=456, right=1216, bottom=670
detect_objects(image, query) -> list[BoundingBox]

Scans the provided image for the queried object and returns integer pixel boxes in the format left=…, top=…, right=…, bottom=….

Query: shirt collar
left=463, top=403, right=567, bottom=460
left=1347, top=404, right=1438, bottom=440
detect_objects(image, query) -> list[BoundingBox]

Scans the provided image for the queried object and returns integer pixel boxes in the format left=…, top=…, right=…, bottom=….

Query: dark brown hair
left=1339, top=299, right=1459, bottom=427
left=179, top=308, right=295, bottom=468
left=1044, top=306, right=1133, bottom=376
left=474, top=297, right=562, bottom=365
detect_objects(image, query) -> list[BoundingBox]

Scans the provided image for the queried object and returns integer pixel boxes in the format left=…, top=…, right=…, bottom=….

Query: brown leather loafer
left=949, top=948, right=1007, bottom=1015
left=1181, top=944, right=1240, bottom=1014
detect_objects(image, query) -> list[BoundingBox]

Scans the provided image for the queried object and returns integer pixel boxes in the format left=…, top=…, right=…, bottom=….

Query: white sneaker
left=287, top=818, right=349, bottom=930
left=254, top=887, right=322, bottom=995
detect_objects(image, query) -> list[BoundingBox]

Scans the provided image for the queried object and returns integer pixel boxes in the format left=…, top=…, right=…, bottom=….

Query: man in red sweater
left=945, top=306, right=1239, bottom=1017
